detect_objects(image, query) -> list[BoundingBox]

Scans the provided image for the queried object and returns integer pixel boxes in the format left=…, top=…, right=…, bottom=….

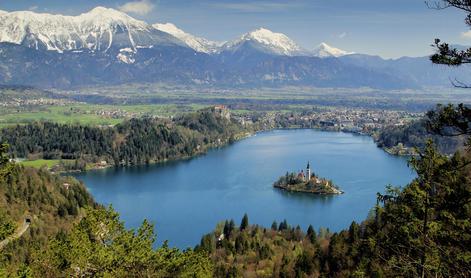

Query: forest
left=375, top=117, right=466, bottom=155
left=0, top=144, right=213, bottom=277
left=1, top=0, right=471, bottom=275
left=201, top=139, right=471, bottom=277
left=0, top=144, right=96, bottom=275
left=0, top=102, right=469, bottom=277
left=0, top=108, right=246, bottom=170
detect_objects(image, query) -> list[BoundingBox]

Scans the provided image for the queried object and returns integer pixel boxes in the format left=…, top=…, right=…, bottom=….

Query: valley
left=0, top=2, right=471, bottom=277
left=3, top=84, right=470, bottom=128
left=2, top=84, right=468, bottom=172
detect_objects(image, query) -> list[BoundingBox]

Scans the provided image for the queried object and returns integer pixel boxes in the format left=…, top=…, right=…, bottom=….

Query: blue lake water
left=74, top=129, right=416, bottom=248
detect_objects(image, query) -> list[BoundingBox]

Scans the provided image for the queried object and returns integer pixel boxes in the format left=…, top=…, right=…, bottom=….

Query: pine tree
left=306, top=225, right=316, bottom=244
left=278, top=219, right=288, bottom=231
left=271, top=221, right=278, bottom=231
left=240, top=213, right=249, bottom=231
left=0, top=143, right=12, bottom=179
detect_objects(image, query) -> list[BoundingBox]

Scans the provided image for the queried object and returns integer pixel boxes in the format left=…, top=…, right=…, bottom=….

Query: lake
left=74, top=129, right=416, bottom=248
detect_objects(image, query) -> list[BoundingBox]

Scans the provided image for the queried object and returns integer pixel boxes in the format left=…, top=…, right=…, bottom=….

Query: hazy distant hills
left=0, top=7, right=468, bottom=89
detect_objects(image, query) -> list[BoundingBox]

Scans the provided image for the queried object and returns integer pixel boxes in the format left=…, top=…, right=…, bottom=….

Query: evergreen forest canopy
left=375, top=118, right=467, bottom=154
left=0, top=108, right=245, bottom=169
left=0, top=102, right=469, bottom=277
left=199, top=138, right=471, bottom=277
left=0, top=0, right=470, bottom=277
left=0, top=144, right=214, bottom=277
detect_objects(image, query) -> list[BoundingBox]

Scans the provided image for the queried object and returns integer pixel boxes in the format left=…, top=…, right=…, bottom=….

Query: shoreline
left=274, top=183, right=344, bottom=195
left=25, top=127, right=406, bottom=175
left=51, top=131, right=255, bottom=174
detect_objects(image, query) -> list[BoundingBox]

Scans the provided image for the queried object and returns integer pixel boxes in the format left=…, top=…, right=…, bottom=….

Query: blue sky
left=0, top=0, right=469, bottom=58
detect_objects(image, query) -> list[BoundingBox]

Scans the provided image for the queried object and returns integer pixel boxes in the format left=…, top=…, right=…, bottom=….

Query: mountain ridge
left=221, top=27, right=307, bottom=56
left=313, top=42, right=354, bottom=57
left=153, top=22, right=222, bottom=54
left=0, top=6, right=183, bottom=53
left=0, top=7, right=469, bottom=90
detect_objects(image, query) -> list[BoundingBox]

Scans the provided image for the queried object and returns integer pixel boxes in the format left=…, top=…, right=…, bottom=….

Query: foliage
left=240, top=213, right=249, bottom=231
left=0, top=143, right=12, bottom=179
left=274, top=172, right=304, bottom=187
left=0, top=209, right=15, bottom=241
left=205, top=140, right=471, bottom=277
left=0, top=145, right=213, bottom=277
left=429, top=1, right=471, bottom=87
left=376, top=117, right=466, bottom=154
left=0, top=108, right=244, bottom=169
left=32, top=206, right=213, bottom=277
left=426, top=103, right=471, bottom=137
left=0, top=157, right=96, bottom=275
left=201, top=215, right=326, bottom=277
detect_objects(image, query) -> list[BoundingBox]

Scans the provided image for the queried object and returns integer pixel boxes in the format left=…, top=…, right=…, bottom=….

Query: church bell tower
left=306, top=162, right=311, bottom=181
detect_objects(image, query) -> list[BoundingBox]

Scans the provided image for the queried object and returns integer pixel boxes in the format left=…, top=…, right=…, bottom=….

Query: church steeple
left=306, top=161, right=311, bottom=180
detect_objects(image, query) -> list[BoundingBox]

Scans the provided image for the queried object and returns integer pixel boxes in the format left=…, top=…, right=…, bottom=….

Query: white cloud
left=29, top=5, right=38, bottom=11
left=461, top=30, right=471, bottom=39
left=118, top=0, right=155, bottom=15
left=337, top=32, right=347, bottom=39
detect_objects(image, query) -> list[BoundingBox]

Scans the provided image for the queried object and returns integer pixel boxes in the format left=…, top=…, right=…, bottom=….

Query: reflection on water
left=74, top=129, right=415, bottom=249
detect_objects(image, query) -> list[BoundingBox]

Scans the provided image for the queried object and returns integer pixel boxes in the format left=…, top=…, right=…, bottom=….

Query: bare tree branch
left=427, top=0, right=471, bottom=12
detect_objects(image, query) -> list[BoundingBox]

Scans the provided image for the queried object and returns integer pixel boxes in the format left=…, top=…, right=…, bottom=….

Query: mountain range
left=0, top=7, right=469, bottom=89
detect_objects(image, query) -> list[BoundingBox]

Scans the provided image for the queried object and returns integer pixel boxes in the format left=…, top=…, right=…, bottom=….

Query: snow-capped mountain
left=0, top=6, right=467, bottom=90
left=313, top=42, right=354, bottom=58
left=153, top=23, right=222, bottom=54
left=0, top=7, right=183, bottom=53
left=222, top=28, right=305, bottom=56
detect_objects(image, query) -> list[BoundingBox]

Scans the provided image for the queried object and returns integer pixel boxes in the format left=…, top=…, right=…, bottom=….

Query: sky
left=0, top=0, right=469, bottom=58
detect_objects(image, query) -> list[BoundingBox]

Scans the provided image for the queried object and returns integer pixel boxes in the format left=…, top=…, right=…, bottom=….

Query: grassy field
left=0, top=104, right=205, bottom=127
left=19, top=159, right=73, bottom=169
left=3, top=84, right=471, bottom=128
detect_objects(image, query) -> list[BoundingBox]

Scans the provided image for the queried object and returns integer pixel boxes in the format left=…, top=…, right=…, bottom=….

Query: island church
left=297, top=162, right=313, bottom=182
left=297, top=162, right=329, bottom=185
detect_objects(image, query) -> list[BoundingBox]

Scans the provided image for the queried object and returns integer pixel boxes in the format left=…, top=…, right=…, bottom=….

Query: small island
left=274, top=162, right=343, bottom=195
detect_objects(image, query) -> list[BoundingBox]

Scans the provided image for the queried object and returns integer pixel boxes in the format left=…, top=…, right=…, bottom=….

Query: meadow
left=0, top=103, right=205, bottom=127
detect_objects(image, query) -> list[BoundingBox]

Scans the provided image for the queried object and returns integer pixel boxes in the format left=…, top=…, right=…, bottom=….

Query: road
left=0, top=219, right=30, bottom=250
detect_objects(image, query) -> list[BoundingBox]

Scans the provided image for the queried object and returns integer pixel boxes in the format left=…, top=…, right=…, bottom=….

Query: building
left=306, top=162, right=311, bottom=181
left=297, top=162, right=313, bottom=182
left=212, top=105, right=231, bottom=120
left=297, top=170, right=305, bottom=181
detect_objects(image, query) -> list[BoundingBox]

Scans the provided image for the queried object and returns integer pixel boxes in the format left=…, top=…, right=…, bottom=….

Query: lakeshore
left=73, top=129, right=415, bottom=248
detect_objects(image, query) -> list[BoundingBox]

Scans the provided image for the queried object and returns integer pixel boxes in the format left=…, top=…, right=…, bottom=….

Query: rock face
left=0, top=7, right=182, bottom=52
left=0, top=7, right=469, bottom=89
left=153, top=23, right=222, bottom=54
